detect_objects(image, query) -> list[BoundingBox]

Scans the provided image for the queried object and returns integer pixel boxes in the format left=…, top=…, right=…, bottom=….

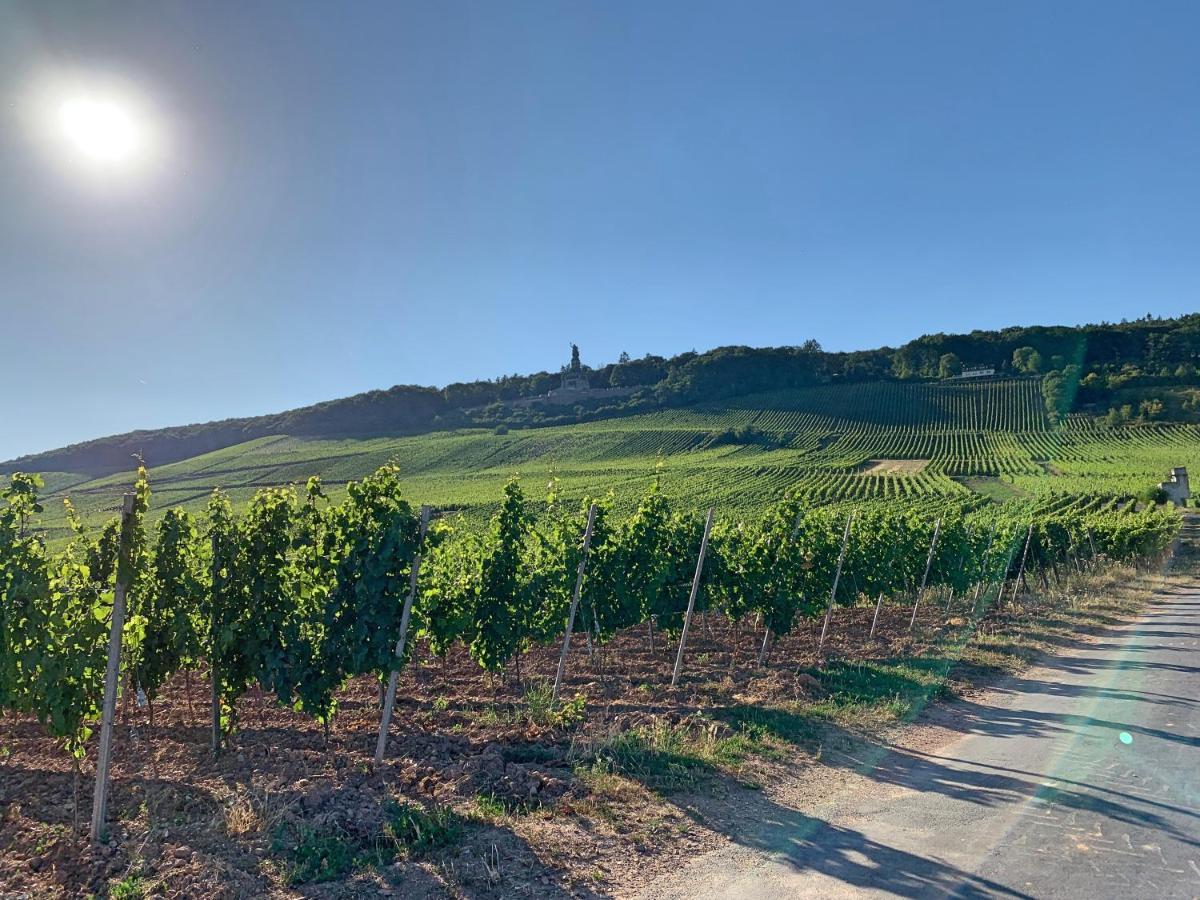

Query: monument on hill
left=561, top=343, right=590, bottom=392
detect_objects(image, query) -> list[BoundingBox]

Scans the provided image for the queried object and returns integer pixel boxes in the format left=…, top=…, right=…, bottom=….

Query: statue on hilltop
left=561, top=343, right=590, bottom=391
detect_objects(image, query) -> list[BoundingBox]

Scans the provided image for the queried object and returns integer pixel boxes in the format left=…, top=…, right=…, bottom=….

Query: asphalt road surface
left=643, top=532, right=1200, bottom=899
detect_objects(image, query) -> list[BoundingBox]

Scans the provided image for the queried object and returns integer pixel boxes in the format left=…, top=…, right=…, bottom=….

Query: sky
left=2, top=1, right=1198, bottom=461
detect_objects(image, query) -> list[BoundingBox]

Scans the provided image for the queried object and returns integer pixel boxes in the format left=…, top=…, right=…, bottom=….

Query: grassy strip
left=269, top=800, right=467, bottom=885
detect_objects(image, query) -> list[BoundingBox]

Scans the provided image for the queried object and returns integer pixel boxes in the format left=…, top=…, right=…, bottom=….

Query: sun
left=58, top=96, right=144, bottom=164
left=21, top=71, right=167, bottom=182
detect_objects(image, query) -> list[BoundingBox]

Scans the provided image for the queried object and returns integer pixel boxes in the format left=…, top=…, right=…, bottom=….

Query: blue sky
left=2, top=1, right=1197, bottom=461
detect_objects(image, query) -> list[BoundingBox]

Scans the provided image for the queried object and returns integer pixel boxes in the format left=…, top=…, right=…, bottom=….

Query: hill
left=6, top=313, right=1200, bottom=480
left=21, top=376, right=1199, bottom=544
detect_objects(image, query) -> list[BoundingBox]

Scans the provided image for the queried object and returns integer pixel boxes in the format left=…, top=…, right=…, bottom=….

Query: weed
left=523, top=681, right=555, bottom=725
left=220, top=785, right=295, bottom=837
left=222, top=794, right=261, bottom=836
left=474, top=706, right=511, bottom=727
left=109, top=875, right=145, bottom=900
left=523, top=681, right=587, bottom=728
left=573, top=763, right=641, bottom=804
left=32, top=824, right=64, bottom=855
left=577, top=723, right=716, bottom=792
left=470, top=793, right=508, bottom=821
left=384, top=802, right=463, bottom=857
left=552, top=693, right=587, bottom=728
left=271, top=822, right=356, bottom=884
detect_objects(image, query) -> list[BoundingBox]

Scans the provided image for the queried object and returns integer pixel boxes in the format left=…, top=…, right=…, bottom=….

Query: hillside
left=24, top=377, right=1199, bottom=543
left=6, top=314, right=1200, bottom=480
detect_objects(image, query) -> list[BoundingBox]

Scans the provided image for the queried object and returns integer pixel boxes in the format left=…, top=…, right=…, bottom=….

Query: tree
left=618, top=351, right=631, bottom=364
left=938, top=353, right=963, bottom=380
left=1012, top=347, right=1043, bottom=374
left=1103, top=404, right=1134, bottom=427
left=1139, top=398, right=1164, bottom=421
left=1041, top=366, right=1080, bottom=423
left=611, top=355, right=667, bottom=388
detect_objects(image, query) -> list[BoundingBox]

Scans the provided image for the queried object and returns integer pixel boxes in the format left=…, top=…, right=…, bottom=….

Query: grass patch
left=271, top=801, right=467, bottom=884
left=578, top=725, right=714, bottom=792
left=109, top=875, right=145, bottom=900
left=576, top=718, right=781, bottom=793
left=272, top=822, right=358, bottom=885
left=711, top=704, right=824, bottom=749
left=523, top=680, right=588, bottom=728
left=573, top=761, right=644, bottom=804
left=470, top=793, right=509, bottom=821
left=384, top=802, right=464, bottom=856
left=954, top=475, right=1028, bottom=501
left=472, top=705, right=515, bottom=728
left=806, top=657, right=955, bottom=724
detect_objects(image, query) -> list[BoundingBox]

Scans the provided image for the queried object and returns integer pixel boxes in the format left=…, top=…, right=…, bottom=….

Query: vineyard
left=0, top=462, right=1180, bottom=812
left=0, top=376, right=1192, bottom=895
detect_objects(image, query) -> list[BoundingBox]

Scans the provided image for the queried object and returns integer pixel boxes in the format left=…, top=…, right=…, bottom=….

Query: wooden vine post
left=868, top=592, right=885, bottom=640
left=90, top=493, right=136, bottom=844
left=374, top=505, right=432, bottom=767
left=552, top=503, right=598, bottom=703
left=908, top=517, right=942, bottom=631
left=757, top=623, right=772, bottom=668
left=819, top=512, right=854, bottom=649
left=670, top=508, right=715, bottom=689
left=209, top=533, right=222, bottom=758
left=1009, top=523, right=1035, bottom=608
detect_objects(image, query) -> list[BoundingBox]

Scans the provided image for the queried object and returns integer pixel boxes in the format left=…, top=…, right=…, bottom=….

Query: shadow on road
left=681, top=792, right=1034, bottom=898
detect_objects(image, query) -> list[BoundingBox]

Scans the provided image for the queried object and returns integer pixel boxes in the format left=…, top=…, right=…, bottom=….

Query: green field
left=24, top=377, right=1198, bottom=540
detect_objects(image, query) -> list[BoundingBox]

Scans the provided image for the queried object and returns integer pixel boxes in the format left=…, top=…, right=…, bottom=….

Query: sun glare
left=58, top=96, right=144, bottom=164
left=23, top=72, right=167, bottom=182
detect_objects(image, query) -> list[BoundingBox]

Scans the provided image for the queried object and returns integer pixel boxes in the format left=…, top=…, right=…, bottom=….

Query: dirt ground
left=0, top=569, right=1164, bottom=899
left=859, top=459, right=930, bottom=475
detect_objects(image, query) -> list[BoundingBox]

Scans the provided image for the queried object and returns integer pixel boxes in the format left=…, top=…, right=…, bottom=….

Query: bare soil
left=859, top=459, right=930, bottom=475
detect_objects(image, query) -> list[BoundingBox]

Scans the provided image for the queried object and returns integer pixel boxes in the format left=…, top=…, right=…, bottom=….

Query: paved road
left=643, top=540, right=1200, bottom=898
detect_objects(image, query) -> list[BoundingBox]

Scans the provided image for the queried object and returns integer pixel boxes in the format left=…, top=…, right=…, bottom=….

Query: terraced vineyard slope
left=21, top=377, right=1197, bottom=541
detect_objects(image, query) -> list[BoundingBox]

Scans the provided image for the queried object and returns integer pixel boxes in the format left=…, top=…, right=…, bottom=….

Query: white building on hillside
left=1158, top=467, right=1190, bottom=506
